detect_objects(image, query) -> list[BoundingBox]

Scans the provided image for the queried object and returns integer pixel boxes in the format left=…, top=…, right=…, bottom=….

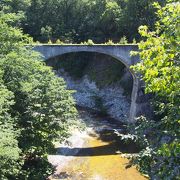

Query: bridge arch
left=34, top=45, right=140, bottom=123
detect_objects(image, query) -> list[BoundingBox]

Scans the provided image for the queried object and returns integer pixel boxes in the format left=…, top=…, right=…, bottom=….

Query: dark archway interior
left=46, top=51, right=133, bottom=98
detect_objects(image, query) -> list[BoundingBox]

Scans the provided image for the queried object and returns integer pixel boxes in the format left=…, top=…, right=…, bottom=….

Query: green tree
left=0, top=0, right=31, bottom=12
left=0, top=10, right=77, bottom=179
left=1, top=0, right=167, bottom=43
left=130, top=1, right=180, bottom=179
left=0, top=121, right=22, bottom=180
left=0, top=72, right=22, bottom=180
left=122, top=0, right=166, bottom=41
left=100, top=1, right=123, bottom=41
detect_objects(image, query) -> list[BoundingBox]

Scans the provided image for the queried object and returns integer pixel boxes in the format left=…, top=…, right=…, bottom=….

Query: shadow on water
left=56, top=128, right=141, bottom=157
left=56, top=140, right=140, bottom=157
left=56, top=107, right=142, bottom=157
left=56, top=143, right=117, bottom=156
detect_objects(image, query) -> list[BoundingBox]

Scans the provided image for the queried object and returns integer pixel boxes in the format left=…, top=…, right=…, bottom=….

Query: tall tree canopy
left=130, top=1, right=180, bottom=179
left=0, top=0, right=166, bottom=43
left=0, top=11, right=77, bottom=179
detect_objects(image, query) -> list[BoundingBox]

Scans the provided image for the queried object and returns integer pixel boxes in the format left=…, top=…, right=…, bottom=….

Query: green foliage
left=80, top=39, right=95, bottom=45
left=0, top=0, right=166, bottom=43
left=0, top=12, right=32, bottom=55
left=56, top=39, right=64, bottom=44
left=0, top=0, right=31, bottom=13
left=0, top=10, right=77, bottom=179
left=132, top=38, right=137, bottom=44
left=105, top=39, right=114, bottom=45
left=128, top=1, right=180, bottom=179
left=21, top=155, right=54, bottom=180
left=48, top=39, right=52, bottom=44
left=0, top=78, right=22, bottom=180
left=155, top=141, right=180, bottom=178
left=100, top=1, right=122, bottom=40
left=119, top=36, right=128, bottom=44
left=0, top=50, right=77, bottom=179
left=1, top=51, right=77, bottom=153
left=41, top=25, right=52, bottom=42
left=87, top=39, right=94, bottom=45
left=0, top=123, right=22, bottom=180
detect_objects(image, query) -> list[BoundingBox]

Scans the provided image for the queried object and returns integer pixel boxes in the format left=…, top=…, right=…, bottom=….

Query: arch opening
left=46, top=51, right=138, bottom=123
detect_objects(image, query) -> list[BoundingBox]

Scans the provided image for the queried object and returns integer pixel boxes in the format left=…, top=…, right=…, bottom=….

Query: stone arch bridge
left=34, top=45, right=140, bottom=123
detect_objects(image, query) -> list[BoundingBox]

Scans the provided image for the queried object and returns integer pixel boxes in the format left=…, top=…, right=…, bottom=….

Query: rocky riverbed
left=56, top=69, right=131, bottom=122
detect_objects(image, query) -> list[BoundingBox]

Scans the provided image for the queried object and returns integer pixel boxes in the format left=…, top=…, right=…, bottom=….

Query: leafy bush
left=40, top=25, right=52, bottom=42
left=48, top=39, right=53, bottom=44
left=56, top=39, right=64, bottom=44
left=88, top=39, right=94, bottom=45
left=132, top=38, right=136, bottom=44
left=127, top=2, right=180, bottom=179
left=0, top=123, right=22, bottom=180
left=105, top=39, right=114, bottom=45
left=0, top=81, right=22, bottom=180
left=119, top=36, right=128, bottom=44
left=0, top=11, right=77, bottom=179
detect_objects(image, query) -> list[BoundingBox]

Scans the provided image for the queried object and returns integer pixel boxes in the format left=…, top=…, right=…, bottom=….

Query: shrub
left=0, top=80, right=22, bottom=179
left=105, top=39, right=114, bottom=45
left=119, top=36, right=128, bottom=44
left=48, top=39, right=52, bottom=44
left=128, top=2, right=180, bottom=179
left=87, top=39, right=94, bottom=45
left=132, top=38, right=136, bottom=44
left=56, top=39, right=64, bottom=44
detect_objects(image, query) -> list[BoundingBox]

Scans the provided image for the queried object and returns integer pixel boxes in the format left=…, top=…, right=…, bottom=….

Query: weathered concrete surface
left=34, top=45, right=139, bottom=67
left=34, top=45, right=140, bottom=123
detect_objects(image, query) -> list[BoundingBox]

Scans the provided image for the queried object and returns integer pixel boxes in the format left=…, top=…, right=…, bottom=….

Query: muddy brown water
left=49, top=108, right=147, bottom=180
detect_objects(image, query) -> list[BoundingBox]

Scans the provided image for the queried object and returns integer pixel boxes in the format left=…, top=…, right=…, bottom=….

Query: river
left=48, top=107, right=147, bottom=180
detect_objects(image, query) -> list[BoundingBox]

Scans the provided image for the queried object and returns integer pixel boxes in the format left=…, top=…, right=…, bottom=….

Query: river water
left=48, top=108, right=147, bottom=180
